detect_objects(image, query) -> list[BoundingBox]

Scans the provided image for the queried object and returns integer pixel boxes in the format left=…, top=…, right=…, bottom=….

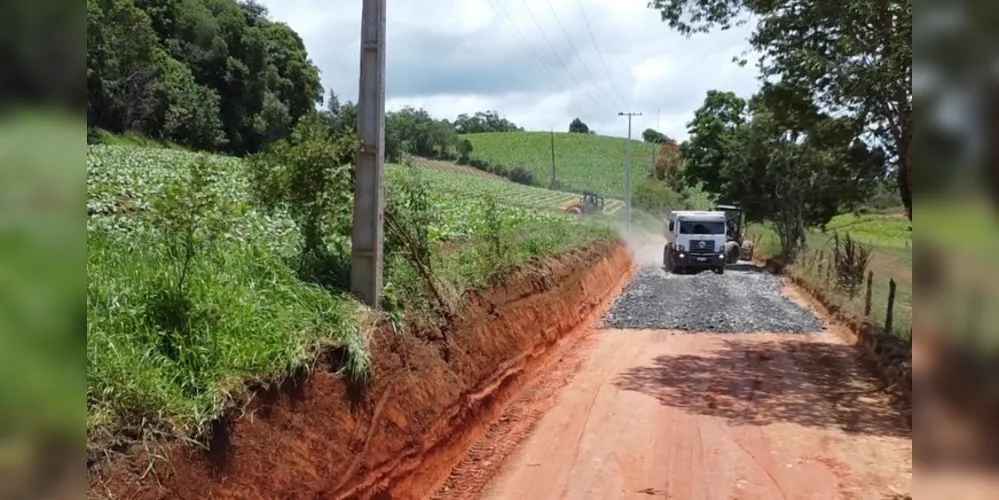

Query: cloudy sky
left=259, top=0, right=761, bottom=140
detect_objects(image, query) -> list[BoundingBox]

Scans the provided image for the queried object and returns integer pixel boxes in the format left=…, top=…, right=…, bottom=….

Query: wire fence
left=795, top=245, right=913, bottom=339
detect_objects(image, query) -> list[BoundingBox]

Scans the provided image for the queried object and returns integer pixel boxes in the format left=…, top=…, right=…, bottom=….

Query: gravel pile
left=602, top=264, right=823, bottom=333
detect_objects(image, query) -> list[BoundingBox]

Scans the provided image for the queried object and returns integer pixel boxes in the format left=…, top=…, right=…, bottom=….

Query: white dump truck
left=662, top=210, right=729, bottom=274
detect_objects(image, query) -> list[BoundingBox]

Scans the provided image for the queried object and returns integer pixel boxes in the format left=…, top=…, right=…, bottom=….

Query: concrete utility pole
left=619, top=111, right=642, bottom=232
left=350, top=0, right=387, bottom=307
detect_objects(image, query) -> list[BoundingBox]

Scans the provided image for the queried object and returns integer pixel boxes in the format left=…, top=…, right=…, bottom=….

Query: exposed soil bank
left=89, top=240, right=633, bottom=500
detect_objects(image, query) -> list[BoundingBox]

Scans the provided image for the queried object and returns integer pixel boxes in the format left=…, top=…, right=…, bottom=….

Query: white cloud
left=259, top=0, right=762, bottom=140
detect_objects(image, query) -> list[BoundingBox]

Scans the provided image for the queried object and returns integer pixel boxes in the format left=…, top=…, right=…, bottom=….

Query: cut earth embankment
left=89, top=240, right=634, bottom=500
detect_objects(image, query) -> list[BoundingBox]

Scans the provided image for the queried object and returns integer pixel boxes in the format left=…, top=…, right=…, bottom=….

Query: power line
left=575, top=0, right=629, bottom=109
left=542, top=0, right=624, bottom=109
left=484, top=0, right=568, bottom=95
left=516, top=0, right=609, bottom=112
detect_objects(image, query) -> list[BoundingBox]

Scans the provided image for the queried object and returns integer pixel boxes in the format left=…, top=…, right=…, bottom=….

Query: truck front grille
left=688, top=240, right=716, bottom=253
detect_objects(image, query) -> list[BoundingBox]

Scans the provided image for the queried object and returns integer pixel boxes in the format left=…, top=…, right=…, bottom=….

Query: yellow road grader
left=562, top=192, right=604, bottom=215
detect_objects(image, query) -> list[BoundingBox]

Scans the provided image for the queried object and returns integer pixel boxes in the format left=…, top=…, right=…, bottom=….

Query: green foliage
left=633, top=177, right=684, bottom=216
left=642, top=128, right=669, bottom=143
left=248, top=119, right=359, bottom=291
left=454, top=111, right=522, bottom=134
left=457, top=138, right=474, bottom=163
left=477, top=200, right=510, bottom=280
left=682, top=87, right=886, bottom=261
left=649, top=0, right=912, bottom=219
left=568, top=118, right=591, bottom=134
left=384, top=166, right=452, bottom=317
left=464, top=131, right=656, bottom=197
left=150, top=154, right=237, bottom=298
left=386, top=106, right=460, bottom=160
left=87, top=0, right=323, bottom=154
left=87, top=143, right=616, bottom=450
left=832, top=233, right=873, bottom=299
left=88, top=229, right=359, bottom=446
left=746, top=213, right=912, bottom=339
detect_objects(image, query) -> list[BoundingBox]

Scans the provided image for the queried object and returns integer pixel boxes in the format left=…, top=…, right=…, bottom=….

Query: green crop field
left=408, top=156, right=509, bottom=183
left=394, top=162, right=627, bottom=215
left=463, top=131, right=657, bottom=197
left=87, top=145, right=615, bottom=447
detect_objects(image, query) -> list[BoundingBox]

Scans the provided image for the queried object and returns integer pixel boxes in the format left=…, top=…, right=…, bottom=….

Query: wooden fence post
left=864, top=271, right=874, bottom=316
left=885, top=278, right=897, bottom=334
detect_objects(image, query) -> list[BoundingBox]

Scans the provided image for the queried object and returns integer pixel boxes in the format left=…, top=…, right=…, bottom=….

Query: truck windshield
left=679, top=221, right=726, bottom=235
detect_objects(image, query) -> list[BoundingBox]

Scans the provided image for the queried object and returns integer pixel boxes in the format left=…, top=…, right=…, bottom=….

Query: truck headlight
left=719, top=253, right=725, bottom=259
left=678, top=253, right=685, bottom=259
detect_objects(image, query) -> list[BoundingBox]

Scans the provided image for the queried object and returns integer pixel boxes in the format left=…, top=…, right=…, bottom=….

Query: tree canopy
left=568, top=118, right=592, bottom=134
left=86, top=0, right=527, bottom=159
left=453, top=111, right=522, bottom=134
left=87, top=0, right=324, bottom=155
left=681, top=86, right=887, bottom=260
left=649, top=0, right=911, bottom=220
left=642, top=128, right=670, bottom=143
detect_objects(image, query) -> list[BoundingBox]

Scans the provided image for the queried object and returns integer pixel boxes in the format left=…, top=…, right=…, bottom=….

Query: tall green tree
left=649, top=0, right=912, bottom=220
left=453, top=111, right=522, bottom=134
left=642, top=128, right=669, bottom=143
left=683, top=88, right=886, bottom=260
left=568, top=118, right=591, bottom=134
left=87, top=0, right=323, bottom=154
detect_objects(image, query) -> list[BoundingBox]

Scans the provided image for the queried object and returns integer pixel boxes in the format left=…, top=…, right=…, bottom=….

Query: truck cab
left=662, top=210, right=728, bottom=274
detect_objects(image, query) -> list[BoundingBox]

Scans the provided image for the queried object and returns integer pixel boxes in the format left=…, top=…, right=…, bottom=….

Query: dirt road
left=440, top=261, right=912, bottom=500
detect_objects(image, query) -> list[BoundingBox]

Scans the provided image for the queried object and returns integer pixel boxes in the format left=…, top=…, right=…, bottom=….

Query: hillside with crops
left=463, top=131, right=658, bottom=197
left=86, top=140, right=616, bottom=452
left=404, top=159, right=628, bottom=215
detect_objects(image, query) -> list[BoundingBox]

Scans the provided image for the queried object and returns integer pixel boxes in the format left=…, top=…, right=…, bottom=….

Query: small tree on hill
left=568, top=118, right=590, bottom=133
left=457, top=139, right=473, bottom=164
left=642, top=128, right=669, bottom=143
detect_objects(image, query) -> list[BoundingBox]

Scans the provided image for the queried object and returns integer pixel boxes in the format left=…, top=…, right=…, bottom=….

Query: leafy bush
left=87, top=142, right=617, bottom=452
left=248, top=119, right=358, bottom=291
left=508, top=166, right=535, bottom=186
left=633, top=177, right=683, bottom=216
left=832, top=233, right=873, bottom=299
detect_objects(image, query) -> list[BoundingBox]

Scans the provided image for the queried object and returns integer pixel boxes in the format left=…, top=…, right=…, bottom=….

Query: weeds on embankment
left=86, top=120, right=615, bottom=457
left=748, top=214, right=912, bottom=339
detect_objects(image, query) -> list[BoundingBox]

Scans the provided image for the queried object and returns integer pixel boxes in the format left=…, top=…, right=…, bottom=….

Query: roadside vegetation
left=648, top=0, right=911, bottom=336
left=747, top=211, right=913, bottom=338
left=86, top=116, right=614, bottom=454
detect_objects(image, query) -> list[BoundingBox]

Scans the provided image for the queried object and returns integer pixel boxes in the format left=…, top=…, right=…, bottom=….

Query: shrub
left=508, top=166, right=535, bottom=186
left=832, top=233, right=873, bottom=299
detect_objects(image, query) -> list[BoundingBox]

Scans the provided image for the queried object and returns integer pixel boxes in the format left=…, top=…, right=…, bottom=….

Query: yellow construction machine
left=562, top=192, right=604, bottom=215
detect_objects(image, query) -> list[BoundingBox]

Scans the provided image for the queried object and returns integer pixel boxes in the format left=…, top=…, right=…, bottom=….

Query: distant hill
left=463, top=132, right=658, bottom=198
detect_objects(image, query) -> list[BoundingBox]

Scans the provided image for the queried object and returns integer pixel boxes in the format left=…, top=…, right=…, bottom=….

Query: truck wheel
left=714, top=266, right=725, bottom=275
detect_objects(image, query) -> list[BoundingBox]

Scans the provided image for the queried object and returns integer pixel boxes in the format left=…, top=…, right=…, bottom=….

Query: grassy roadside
left=86, top=144, right=615, bottom=455
left=747, top=211, right=913, bottom=339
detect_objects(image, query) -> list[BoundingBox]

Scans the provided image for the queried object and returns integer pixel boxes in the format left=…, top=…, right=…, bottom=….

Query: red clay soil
left=88, top=240, right=634, bottom=500
left=460, top=330, right=912, bottom=500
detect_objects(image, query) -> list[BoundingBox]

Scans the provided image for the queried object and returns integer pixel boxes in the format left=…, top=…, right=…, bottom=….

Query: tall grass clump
left=87, top=151, right=361, bottom=451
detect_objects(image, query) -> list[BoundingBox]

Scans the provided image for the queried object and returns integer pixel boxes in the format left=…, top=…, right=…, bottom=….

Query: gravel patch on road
left=602, top=263, right=824, bottom=332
